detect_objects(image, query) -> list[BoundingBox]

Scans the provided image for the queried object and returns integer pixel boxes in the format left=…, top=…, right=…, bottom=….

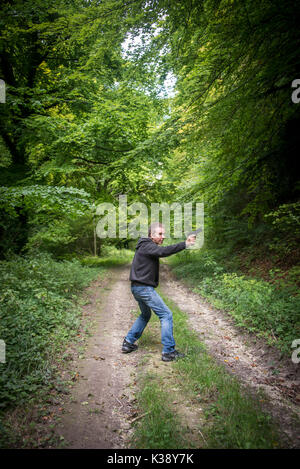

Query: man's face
left=151, top=227, right=165, bottom=245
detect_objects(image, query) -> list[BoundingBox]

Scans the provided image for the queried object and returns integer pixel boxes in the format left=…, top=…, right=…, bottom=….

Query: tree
left=127, top=0, right=300, bottom=248
left=0, top=0, right=171, bottom=256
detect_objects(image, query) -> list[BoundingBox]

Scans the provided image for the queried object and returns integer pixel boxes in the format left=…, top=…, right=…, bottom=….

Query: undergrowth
left=79, top=246, right=134, bottom=267
left=167, top=248, right=300, bottom=355
left=0, top=247, right=134, bottom=448
left=0, top=251, right=110, bottom=447
left=0, top=253, right=105, bottom=411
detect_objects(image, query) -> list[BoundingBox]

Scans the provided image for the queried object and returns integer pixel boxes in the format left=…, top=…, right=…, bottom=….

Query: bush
left=264, top=202, right=300, bottom=256
left=0, top=253, right=102, bottom=409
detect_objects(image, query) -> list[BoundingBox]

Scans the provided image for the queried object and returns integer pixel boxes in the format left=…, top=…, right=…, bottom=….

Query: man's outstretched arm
left=143, top=235, right=196, bottom=258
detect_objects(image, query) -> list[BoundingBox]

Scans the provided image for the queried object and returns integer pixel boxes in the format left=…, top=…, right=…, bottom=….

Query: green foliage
left=168, top=249, right=300, bottom=355
left=2, top=0, right=298, bottom=262
left=264, top=202, right=300, bottom=255
left=0, top=0, right=172, bottom=258
left=133, top=373, right=187, bottom=449
left=80, top=246, right=134, bottom=267
left=128, top=0, right=300, bottom=253
left=27, top=219, right=78, bottom=252
left=0, top=253, right=103, bottom=409
left=0, top=184, right=93, bottom=257
left=0, top=185, right=92, bottom=218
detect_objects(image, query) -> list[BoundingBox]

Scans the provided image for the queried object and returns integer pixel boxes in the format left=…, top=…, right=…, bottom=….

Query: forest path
left=160, top=264, right=300, bottom=447
left=54, top=265, right=139, bottom=449
left=53, top=264, right=299, bottom=448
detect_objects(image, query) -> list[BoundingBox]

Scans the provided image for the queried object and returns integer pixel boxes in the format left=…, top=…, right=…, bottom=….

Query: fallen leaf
left=93, top=356, right=105, bottom=361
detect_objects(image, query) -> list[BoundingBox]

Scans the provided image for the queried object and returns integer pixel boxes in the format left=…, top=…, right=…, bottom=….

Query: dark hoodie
left=129, top=237, right=186, bottom=288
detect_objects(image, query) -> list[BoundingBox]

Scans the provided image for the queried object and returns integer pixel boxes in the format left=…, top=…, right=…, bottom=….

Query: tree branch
left=95, top=144, right=133, bottom=153
left=73, top=156, right=108, bottom=165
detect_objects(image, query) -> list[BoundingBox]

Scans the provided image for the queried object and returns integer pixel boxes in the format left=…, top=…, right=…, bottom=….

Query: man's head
left=148, top=222, right=165, bottom=245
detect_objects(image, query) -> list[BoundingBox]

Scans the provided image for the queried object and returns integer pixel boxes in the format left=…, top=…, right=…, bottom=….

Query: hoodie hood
left=135, top=237, right=152, bottom=250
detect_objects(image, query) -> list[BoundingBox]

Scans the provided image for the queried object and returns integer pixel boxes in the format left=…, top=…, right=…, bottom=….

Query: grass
left=131, top=290, right=284, bottom=449
left=79, top=246, right=134, bottom=267
left=166, top=248, right=300, bottom=356
left=132, top=372, right=189, bottom=449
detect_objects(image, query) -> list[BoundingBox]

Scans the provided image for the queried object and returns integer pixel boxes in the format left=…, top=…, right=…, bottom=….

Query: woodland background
left=0, top=0, right=299, bottom=445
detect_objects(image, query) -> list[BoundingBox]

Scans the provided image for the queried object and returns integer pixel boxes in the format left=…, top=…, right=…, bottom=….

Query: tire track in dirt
left=160, top=264, right=300, bottom=448
left=51, top=263, right=299, bottom=449
left=54, top=265, right=140, bottom=449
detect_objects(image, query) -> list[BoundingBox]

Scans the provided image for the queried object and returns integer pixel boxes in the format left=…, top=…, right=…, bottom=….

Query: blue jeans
left=126, top=285, right=176, bottom=354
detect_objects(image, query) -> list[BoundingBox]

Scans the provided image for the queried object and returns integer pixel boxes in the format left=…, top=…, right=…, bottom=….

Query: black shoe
left=122, top=338, right=138, bottom=353
left=173, top=350, right=186, bottom=359
left=162, top=350, right=186, bottom=362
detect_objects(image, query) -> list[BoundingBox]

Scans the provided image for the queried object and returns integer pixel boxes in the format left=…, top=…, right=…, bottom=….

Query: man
left=122, top=222, right=196, bottom=362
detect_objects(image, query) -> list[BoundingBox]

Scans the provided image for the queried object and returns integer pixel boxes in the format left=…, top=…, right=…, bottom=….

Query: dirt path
left=160, top=264, right=300, bottom=448
left=54, top=265, right=139, bottom=449
left=51, top=263, right=299, bottom=449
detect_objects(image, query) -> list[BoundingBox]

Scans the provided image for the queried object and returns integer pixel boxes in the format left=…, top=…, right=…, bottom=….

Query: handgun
left=187, top=227, right=202, bottom=237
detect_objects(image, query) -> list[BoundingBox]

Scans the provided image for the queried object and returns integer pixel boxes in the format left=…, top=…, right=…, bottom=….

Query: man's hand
left=185, top=234, right=196, bottom=247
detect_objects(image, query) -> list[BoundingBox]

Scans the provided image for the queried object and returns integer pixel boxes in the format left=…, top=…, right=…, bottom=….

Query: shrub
left=0, top=253, right=101, bottom=409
